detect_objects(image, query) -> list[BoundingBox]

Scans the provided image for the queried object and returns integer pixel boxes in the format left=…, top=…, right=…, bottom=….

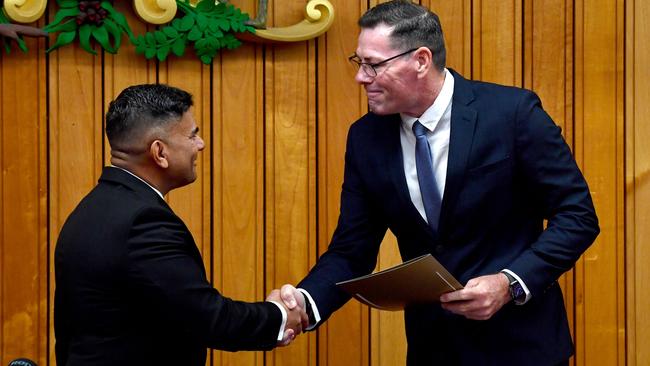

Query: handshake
left=266, top=284, right=309, bottom=347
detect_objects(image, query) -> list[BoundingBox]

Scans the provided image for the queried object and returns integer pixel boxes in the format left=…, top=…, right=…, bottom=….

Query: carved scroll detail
left=133, top=0, right=177, bottom=25
left=3, top=0, right=47, bottom=23
left=239, top=0, right=335, bottom=43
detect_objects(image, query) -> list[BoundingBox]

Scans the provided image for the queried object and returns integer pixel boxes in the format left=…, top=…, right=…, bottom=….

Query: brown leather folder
left=336, top=254, right=463, bottom=311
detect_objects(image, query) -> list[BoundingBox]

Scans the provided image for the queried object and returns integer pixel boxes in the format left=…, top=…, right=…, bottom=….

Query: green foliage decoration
left=0, top=7, right=28, bottom=53
left=132, top=0, right=256, bottom=65
left=44, top=0, right=134, bottom=54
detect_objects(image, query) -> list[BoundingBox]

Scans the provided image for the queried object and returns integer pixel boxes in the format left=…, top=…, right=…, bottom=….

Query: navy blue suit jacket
left=298, top=70, right=599, bottom=365
left=55, top=167, right=282, bottom=366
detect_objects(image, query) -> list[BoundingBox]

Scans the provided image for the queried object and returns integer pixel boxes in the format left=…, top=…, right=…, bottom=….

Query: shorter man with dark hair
left=54, top=84, right=307, bottom=366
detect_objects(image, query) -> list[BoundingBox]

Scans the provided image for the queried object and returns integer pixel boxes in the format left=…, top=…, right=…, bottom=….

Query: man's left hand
left=439, top=273, right=511, bottom=320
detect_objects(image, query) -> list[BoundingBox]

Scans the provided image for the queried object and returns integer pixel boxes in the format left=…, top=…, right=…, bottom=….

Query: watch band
left=502, top=271, right=526, bottom=304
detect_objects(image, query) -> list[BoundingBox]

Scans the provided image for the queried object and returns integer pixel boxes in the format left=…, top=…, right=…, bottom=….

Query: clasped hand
left=266, top=284, right=309, bottom=346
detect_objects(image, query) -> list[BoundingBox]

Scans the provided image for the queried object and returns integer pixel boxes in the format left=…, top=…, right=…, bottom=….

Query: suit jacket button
left=435, top=244, right=445, bottom=254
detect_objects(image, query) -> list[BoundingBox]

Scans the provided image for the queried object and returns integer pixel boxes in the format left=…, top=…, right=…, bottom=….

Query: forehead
left=356, top=24, right=396, bottom=58
left=171, top=109, right=196, bottom=132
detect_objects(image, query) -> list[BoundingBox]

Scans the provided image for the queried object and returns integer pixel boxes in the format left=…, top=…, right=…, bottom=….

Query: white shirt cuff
left=268, top=301, right=287, bottom=341
left=297, top=288, right=321, bottom=330
left=501, top=268, right=532, bottom=304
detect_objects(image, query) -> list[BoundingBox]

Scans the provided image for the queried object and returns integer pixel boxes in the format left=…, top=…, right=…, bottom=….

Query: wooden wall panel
left=264, top=1, right=317, bottom=366
left=211, top=42, right=265, bottom=366
left=472, top=0, right=522, bottom=86
left=574, top=0, right=625, bottom=365
left=0, top=31, right=47, bottom=365
left=317, top=1, right=369, bottom=365
left=0, top=0, right=645, bottom=365
left=429, top=0, right=471, bottom=76
left=47, top=19, right=106, bottom=364
left=626, top=0, right=650, bottom=364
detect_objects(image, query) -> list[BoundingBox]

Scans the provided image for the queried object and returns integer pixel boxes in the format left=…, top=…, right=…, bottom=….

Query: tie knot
left=412, top=120, right=428, bottom=137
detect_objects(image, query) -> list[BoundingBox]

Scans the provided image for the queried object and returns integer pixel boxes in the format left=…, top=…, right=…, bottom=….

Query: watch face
left=511, top=282, right=526, bottom=302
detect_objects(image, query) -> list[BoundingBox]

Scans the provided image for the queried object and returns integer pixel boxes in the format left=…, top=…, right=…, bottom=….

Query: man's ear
left=415, top=47, right=432, bottom=74
left=150, top=140, right=169, bottom=168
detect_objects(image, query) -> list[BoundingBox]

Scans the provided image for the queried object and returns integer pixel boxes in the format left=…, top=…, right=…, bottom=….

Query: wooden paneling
left=626, top=0, right=650, bottom=365
left=0, top=1, right=646, bottom=365
left=0, top=29, right=47, bottom=366
left=264, top=1, right=317, bottom=365
left=472, top=0, right=523, bottom=86
left=316, top=1, right=369, bottom=366
left=211, top=41, right=266, bottom=366
left=574, top=0, right=625, bottom=365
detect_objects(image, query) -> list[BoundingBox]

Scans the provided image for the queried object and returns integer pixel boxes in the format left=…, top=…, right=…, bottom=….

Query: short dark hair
left=105, top=84, right=193, bottom=150
left=358, top=0, right=446, bottom=71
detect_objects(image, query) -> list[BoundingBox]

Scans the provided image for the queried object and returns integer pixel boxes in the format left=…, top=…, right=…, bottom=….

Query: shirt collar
left=110, top=165, right=164, bottom=199
left=400, top=68, right=455, bottom=133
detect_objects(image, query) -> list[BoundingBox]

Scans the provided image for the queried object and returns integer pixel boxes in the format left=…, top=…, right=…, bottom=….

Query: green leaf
left=172, top=18, right=183, bottom=31
left=187, top=25, right=202, bottom=41
left=92, top=26, right=114, bottom=53
left=179, top=15, right=195, bottom=32
left=103, top=19, right=122, bottom=49
left=154, top=30, right=167, bottom=44
left=162, top=26, right=179, bottom=39
left=47, top=8, right=80, bottom=28
left=78, top=24, right=96, bottom=54
left=144, top=46, right=156, bottom=59
left=171, top=37, right=185, bottom=56
left=207, top=28, right=223, bottom=39
left=16, top=37, right=28, bottom=52
left=195, top=38, right=208, bottom=50
left=156, top=45, right=170, bottom=61
left=46, top=30, right=77, bottom=52
left=58, top=0, right=78, bottom=9
left=135, top=39, right=147, bottom=54
left=196, top=14, right=208, bottom=30
left=196, top=0, right=216, bottom=12
left=104, top=5, right=132, bottom=38
left=44, top=19, right=77, bottom=33
left=216, top=18, right=230, bottom=32
left=200, top=54, right=213, bottom=65
left=145, top=32, right=155, bottom=46
left=100, top=1, right=116, bottom=13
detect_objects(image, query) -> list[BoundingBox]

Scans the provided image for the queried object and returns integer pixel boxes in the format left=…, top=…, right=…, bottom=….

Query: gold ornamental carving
left=132, top=0, right=178, bottom=25
left=3, top=0, right=47, bottom=23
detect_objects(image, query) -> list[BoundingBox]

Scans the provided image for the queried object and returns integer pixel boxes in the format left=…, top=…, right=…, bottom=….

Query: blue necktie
left=412, top=120, right=441, bottom=232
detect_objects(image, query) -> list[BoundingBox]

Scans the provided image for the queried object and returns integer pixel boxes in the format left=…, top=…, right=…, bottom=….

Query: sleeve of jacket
left=509, top=90, right=600, bottom=295
left=297, top=122, right=389, bottom=324
left=126, top=206, right=282, bottom=351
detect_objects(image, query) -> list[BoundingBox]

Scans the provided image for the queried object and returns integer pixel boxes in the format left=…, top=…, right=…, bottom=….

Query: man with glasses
left=282, top=1, right=598, bottom=365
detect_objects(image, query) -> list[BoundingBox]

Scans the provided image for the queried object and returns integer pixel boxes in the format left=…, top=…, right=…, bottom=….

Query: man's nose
left=354, top=67, right=373, bottom=84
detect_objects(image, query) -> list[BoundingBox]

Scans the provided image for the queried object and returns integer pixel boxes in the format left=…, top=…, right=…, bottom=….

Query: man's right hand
left=266, top=288, right=308, bottom=346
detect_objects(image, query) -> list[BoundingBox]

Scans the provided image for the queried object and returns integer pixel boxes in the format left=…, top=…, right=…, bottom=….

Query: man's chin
left=368, top=104, right=390, bottom=115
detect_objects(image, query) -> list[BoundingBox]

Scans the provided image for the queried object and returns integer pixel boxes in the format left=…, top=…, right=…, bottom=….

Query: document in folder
left=336, top=254, right=463, bottom=311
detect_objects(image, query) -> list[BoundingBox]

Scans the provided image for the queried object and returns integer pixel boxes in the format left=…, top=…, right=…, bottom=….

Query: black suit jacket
left=55, top=167, right=282, bottom=366
left=298, top=70, right=599, bottom=365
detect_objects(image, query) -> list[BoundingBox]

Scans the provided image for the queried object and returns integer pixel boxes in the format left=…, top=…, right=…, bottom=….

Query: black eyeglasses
left=348, top=48, right=418, bottom=77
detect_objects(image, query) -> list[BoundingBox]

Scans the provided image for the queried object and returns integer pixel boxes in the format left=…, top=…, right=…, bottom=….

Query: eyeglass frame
left=348, top=48, right=419, bottom=77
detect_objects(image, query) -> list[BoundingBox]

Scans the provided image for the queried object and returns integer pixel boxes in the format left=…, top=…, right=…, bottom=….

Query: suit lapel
left=439, top=70, right=477, bottom=235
